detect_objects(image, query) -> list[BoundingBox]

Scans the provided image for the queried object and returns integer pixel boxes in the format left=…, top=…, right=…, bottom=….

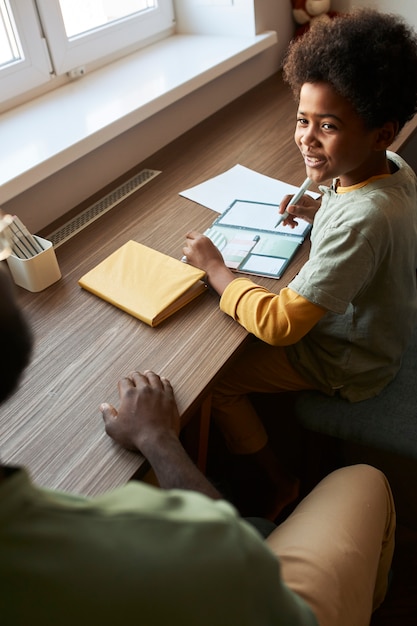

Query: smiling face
left=295, top=82, right=392, bottom=187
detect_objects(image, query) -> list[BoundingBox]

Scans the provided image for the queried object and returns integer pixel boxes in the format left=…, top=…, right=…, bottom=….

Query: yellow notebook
left=78, top=241, right=207, bottom=327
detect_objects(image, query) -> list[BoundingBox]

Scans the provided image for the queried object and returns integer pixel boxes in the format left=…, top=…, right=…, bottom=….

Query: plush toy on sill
left=291, top=0, right=340, bottom=38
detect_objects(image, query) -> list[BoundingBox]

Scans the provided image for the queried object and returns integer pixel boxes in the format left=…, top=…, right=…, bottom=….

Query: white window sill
left=0, top=32, right=277, bottom=204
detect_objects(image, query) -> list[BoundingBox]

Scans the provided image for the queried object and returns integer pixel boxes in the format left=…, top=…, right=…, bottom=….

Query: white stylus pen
left=274, top=177, right=312, bottom=228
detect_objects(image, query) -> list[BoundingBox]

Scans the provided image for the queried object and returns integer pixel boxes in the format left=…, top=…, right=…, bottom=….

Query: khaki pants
left=266, top=464, right=396, bottom=626
left=212, top=341, right=317, bottom=454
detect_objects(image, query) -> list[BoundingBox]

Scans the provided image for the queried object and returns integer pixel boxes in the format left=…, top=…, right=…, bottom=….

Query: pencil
left=8, top=216, right=43, bottom=258
left=274, top=177, right=312, bottom=228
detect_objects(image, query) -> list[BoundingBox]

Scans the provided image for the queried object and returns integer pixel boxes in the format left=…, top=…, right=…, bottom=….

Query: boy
left=183, top=9, right=417, bottom=516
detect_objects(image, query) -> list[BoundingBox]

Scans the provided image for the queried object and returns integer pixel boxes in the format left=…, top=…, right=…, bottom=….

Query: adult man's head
left=0, top=265, right=33, bottom=404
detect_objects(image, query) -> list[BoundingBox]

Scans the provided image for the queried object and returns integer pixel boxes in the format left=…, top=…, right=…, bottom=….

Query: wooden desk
left=0, top=73, right=312, bottom=495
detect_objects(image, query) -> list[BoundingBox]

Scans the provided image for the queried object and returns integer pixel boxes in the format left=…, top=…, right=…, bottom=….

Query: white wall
left=175, top=0, right=295, bottom=42
left=332, top=0, right=417, bottom=30
left=175, top=0, right=256, bottom=36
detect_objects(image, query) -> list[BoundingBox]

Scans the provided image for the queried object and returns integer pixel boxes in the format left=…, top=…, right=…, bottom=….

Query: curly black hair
left=282, top=9, right=417, bottom=132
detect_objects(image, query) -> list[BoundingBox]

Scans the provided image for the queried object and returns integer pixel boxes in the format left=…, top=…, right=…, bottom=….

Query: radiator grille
left=46, top=168, right=161, bottom=248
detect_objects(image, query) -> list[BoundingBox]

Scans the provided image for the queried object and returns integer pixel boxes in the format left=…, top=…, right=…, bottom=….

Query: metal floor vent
left=46, top=168, right=161, bottom=248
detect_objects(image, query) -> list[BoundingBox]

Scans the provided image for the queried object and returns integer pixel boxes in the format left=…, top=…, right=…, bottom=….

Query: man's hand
left=279, top=194, right=321, bottom=228
left=100, top=370, right=222, bottom=499
left=100, top=371, right=180, bottom=455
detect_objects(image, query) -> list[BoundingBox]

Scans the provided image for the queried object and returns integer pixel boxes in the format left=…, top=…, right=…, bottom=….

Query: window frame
left=36, top=0, right=176, bottom=75
left=0, top=0, right=52, bottom=102
left=0, top=0, right=175, bottom=106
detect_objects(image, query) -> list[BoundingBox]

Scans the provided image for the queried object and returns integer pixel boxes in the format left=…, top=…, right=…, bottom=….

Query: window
left=0, top=0, right=52, bottom=102
left=0, top=0, right=21, bottom=67
left=0, top=0, right=175, bottom=105
left=59, top=1, right=158, bottom=38
left=37, top=0, right=175, bottom=74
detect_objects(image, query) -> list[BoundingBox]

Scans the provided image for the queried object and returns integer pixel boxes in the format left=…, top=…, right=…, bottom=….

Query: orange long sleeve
left=220, top=278, right=326, bottom=346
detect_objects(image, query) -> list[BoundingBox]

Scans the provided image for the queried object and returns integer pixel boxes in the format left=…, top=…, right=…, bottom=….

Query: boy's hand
left=100, top=371, right=180, bottom=455
left=183, top=231, right=235, bottom=295
left=279, top=194, right=321, bottom=227
left=183, top=231, right=225, bottom=274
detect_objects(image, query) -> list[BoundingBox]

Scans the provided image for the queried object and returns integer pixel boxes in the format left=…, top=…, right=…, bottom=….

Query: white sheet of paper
left=179, top=164, right=314, bottom=214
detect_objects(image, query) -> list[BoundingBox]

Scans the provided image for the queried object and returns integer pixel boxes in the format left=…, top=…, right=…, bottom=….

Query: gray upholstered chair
left=293, top=324, right=417, bottom=460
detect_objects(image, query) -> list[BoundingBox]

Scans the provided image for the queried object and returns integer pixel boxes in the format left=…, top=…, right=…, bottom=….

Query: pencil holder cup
left=6, top=236, right=61, bottom=292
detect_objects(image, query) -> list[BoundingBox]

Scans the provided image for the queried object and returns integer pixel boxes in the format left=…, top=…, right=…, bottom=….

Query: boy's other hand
left=279, top=194, right=321, bottom=227
left=183, top=231, right=225, bottom=273
left=183, top=231, right=235, bottom=295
